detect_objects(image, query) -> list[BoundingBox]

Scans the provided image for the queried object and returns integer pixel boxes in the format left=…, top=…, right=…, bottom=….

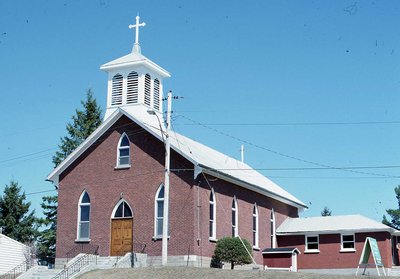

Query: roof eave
left=199, top=165, right=307, bottom=210
left=276, top=228, right=394, bottom=236
left=100, top=59, right=171, bottom=78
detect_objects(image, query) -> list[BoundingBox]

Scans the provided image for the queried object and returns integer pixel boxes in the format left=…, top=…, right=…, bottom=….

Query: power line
left=176, top=120, right=400, bottom=126
left=25, top=189, right=57, bottom=196
left=177, top=114, right=400, bottom=179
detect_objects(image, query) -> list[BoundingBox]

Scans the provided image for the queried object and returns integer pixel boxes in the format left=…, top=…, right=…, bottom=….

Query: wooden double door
left=110, top=218, right=133, bottom=256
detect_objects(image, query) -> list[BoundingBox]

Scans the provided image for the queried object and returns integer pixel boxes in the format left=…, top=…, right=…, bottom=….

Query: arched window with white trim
left=153, top=78, right=160, bottom=110
left=117, top=133, right=130, bottom=167
left=232, top=196, right=238, bottom=237
left=209, top=188, right=216, bottom=240
left=154, top=184, right=164, bottom=238
left=77, top=191, right=90, bottom=240
left=144, top=73, right=151, bottom=106
left=127, top=71, right=139, bottom=104
left=252, top=203, right=259, bottom=248
left=111, top=74, right=123, bottom=106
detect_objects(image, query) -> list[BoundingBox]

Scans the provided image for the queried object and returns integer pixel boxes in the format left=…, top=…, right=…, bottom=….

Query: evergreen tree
left=213, top=237, right=252, bottom=269
left=383, top=185, right=400, bottom=229
left=321, top=206, right=332, bottom=216
left=52, top=88, right=102, bottom=167
left=0, top=180, right=37, bottom=243
left=36, top=195, right=57, bottom=263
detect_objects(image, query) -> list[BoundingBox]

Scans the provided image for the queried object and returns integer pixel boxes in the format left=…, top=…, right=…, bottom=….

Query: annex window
left=117, top=133, right=130, bottom=167
left=154, top=184, right=165, bottom=238
left=252, top=204, right=259, bottom=248
left=209, top=188, right=216, bottom=240
left=341, top=234, right=355, bottom=252
left=111, top=74, right=123, bottom=106
left=153, top=79, right=160, bottom=110
left=113, top=200, right=133, bottom=218
left=77, top=191, right=90, bottom=240
left=305, top=235, right=319, bottom=253
left=126, top=71, right=139, bottom=104
left=232, top=196, right=238, bottom=237
left=144, top=73, right=151, bottom=106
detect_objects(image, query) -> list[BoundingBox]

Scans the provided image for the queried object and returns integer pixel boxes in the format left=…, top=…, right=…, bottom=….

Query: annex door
left=110, top=218, right=133, bottom=256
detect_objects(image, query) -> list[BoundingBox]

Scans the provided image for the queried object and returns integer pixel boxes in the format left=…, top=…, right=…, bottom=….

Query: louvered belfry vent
left=144, top=73, right=151, bottom=106
left=153, top=79, right=160, bottom=110
left=127, top=71, right=139, bottom=104
left=111, top=74, right=123, bottom=106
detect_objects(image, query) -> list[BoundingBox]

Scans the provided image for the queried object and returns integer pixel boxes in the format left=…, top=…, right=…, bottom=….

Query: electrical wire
left=177, top=114, right=400, bottom=179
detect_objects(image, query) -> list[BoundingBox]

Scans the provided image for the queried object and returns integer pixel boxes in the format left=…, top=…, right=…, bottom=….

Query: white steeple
left=100, top=16, right=171, bottom=120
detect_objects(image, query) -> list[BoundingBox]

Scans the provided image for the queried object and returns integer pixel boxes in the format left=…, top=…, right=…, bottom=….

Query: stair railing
left=65, top=244, right=99, bottom=263
left=0, top=257, right=34, bottom=279
left=51, top=253, right=97, bottom=279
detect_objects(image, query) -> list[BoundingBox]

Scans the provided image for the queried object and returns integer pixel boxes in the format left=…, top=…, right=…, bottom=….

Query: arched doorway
left=110, top=200, right=133, bottom=256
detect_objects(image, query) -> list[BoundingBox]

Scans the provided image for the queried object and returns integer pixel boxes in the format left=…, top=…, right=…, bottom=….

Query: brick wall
left=193, top=174, right=298, bottom=265
left=56, top=115, right=299, bottom=266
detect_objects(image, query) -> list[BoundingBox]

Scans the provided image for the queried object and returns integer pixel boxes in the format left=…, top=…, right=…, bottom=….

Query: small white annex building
left=0, top=232, right=31, bottom=275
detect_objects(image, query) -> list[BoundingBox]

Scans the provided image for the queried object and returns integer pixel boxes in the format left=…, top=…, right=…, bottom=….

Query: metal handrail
left=66, top=244, right=99, bottom=262
left=113, top=242, right=146, bottom=267
left=51, top=253, right=97, bottom=279
left=0, top=258, right=34, bottom=279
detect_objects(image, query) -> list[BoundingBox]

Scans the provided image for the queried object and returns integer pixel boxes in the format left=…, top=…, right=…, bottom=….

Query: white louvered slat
left=127, top=71, right=139, bottom=104
left=153, top=78, right=160, bottom=110
left=111, top=74, right=123, bottom=106
left=144, top=73, right=151, bottom=106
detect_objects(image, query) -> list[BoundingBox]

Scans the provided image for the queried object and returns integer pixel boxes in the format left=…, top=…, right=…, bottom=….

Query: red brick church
left=47, top=17, right=399, bottom=274
left=47, top=16, right=307, bottom=268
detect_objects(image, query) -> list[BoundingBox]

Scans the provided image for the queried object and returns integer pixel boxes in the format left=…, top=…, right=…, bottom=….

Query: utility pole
left=162, top=91, right=172, bottom=266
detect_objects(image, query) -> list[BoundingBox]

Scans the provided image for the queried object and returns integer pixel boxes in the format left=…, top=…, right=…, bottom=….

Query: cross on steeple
left=129, top=15, right=146, bottom=54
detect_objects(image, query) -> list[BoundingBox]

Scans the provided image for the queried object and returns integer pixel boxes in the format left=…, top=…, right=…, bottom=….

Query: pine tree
left=321, top=206, right=332, bottom=216
left=52, top=88, right=102, bottom=167
left=0, top=180, right=37, bottom=243
left=383, top=185, right=400, bottom=229
left=36, top=195, right=57, bottom=263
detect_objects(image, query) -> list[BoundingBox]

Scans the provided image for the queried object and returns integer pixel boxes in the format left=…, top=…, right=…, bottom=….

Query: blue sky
left=0, top=0, right=400, bottom=222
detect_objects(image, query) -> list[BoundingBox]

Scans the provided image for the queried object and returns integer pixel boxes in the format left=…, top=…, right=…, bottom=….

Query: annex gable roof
left=47, top=105, right=307, bottom=210
left=276, top=214, right=395, bottom=235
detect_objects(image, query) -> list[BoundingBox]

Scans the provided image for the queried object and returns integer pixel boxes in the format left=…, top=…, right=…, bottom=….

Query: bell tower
left=100, top=16, right=171, bottom=120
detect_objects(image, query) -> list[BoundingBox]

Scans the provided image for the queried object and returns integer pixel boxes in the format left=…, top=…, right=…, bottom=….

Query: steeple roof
left=100, top=51, right=170, bottom=77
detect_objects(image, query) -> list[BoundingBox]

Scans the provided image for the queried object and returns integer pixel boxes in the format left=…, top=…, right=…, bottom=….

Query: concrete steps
left=19, top=266, right=62, bottom=279
left=390, top=266, right=400, bottom=276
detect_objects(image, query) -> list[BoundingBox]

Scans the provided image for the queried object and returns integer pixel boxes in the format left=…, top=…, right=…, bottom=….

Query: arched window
left=127, top=71, right=139, bottom=104
left=153, top=79, right=160, bottom=110
left=209, top=188, right=216, bottom=240
left=270, top=208, right=276, bottom=248
left=111, top=74, right=123, bottom=106
left=154, top=184, right=164, bottom=238
left=77, top=191, right=90, bottom=240
left=112, top=200, right=133, bottom=219
left=252, top=204, right=259, bottom=248
left=144, top=73, right=151, bottom=106
left=117, top=133, right=130, bottom=167
left=232, top=196, right=238, bottom=237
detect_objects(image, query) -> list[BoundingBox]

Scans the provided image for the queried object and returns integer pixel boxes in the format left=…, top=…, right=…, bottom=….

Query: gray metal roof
left=277, top=214, right=395, bottom=235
